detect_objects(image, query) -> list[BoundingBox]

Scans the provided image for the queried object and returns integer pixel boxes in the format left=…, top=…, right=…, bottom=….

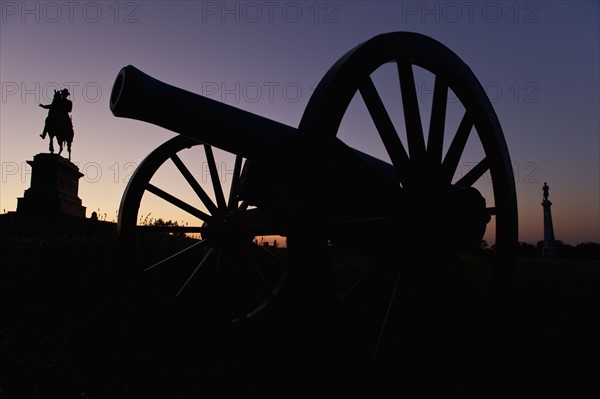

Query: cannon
left=110, top=32, right=517, bottom=365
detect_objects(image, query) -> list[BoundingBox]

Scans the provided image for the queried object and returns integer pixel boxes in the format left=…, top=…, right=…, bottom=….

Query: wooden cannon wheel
left=116, top=135, right=292, bottom=332
left=296, top=31, right=519, bottom=390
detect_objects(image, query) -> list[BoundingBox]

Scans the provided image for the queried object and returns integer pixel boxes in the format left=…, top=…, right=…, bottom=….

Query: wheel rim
left=118, top=135, right=289, bottom=324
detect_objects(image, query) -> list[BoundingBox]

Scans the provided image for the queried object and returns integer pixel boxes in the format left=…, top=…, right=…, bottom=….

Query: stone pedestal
left=17, top=153, right=86, bottom=218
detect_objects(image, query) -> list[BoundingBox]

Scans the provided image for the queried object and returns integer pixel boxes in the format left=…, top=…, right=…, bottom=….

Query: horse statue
left=39, top=88, right=74, bottom=160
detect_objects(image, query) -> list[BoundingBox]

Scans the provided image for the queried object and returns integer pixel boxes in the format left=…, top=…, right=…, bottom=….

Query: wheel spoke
left=456, top=157, right=489, bottom=187
left=144, top=238, right=210, bottom=272
left=427, top=76, right=447, bottom=167
left=170, top=153, right=219, bottom=215
left=172, top=247, right=216, bottom=301
left=204, top=145, right=227, bottom=210
left=222, top=250, right=249, bottom=319
left=397, top=60, right=426, bottom=164
left=244, top=246, right=276, bottom=296
left=372, top=268, right=403, bottom=360
left=228, top=155, right=243, bottom=210
left=359, top=76, right=410, bottom=187
left=147, top=183, right=212, bottom=222
left=441, top=111, right=473, bottom=184
left=337, top=271, right=369, bottom=304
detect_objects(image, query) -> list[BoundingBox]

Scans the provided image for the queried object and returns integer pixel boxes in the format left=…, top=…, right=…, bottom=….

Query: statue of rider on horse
left=39, top=88, right=74, bottom=160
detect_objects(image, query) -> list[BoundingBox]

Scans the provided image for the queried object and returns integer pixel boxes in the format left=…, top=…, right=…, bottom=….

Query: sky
left=1, top=0, right=598, bottom=246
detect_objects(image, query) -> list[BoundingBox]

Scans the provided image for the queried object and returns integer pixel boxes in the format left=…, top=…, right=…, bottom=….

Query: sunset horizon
left=2, top=2, right=598, bottom=247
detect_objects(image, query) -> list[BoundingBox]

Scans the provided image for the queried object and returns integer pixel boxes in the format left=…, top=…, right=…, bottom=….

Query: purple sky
left=1, top=1, right=598, bottom=245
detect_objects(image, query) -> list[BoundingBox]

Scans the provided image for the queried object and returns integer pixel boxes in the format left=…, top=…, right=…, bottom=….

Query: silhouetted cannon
left=110, top=32, right=517, bottom=363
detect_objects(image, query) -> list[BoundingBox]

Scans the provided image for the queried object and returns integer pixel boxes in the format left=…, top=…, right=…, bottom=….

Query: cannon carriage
left=110, top=32, right=517, bottom=366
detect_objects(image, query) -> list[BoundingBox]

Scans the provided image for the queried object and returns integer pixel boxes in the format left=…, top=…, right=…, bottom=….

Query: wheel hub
left=405, top=185, right=490, bottom=250
left=201, top=210, right=253, bottom=249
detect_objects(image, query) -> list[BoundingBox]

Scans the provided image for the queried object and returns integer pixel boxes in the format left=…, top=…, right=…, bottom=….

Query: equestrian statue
left=39, top=88, right=74, bottom=160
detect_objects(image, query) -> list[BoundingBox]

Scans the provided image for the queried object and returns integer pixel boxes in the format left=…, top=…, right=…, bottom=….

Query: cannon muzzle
left=110, top=65, right=298, bottom=160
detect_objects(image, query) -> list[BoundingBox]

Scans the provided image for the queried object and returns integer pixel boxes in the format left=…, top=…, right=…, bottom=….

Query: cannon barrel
left=110, top=65, right=298, bottom=160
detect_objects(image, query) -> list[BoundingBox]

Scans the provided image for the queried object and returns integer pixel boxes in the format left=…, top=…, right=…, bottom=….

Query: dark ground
left=1, top=214, right=599, bottom=398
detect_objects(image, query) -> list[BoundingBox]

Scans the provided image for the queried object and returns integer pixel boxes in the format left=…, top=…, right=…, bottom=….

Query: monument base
left=17, top=153, right=86, bottom=218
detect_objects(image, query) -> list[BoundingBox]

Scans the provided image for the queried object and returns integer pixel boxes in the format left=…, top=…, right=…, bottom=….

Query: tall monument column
left=541, top=182, right=556, bottom=257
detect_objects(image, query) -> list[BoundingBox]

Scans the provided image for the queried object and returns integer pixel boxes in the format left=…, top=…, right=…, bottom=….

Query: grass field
left=1, top=214, right=599, bottom=397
